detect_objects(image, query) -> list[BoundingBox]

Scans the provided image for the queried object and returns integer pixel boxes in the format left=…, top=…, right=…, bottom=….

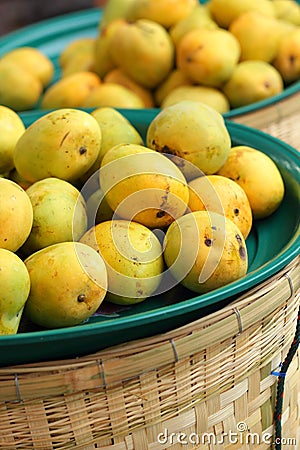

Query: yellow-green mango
left=217, top=146, right=285, bottom=219
left=162, top=85, right=230, bottom=114
left=81, top=106, right=144, bottom=183
left=188, top=175, right=252, bottom=239
left=272, top=0, right=300, bottom=25
left=0, top=178, right=33, bottom=252
left=80, top=219, right=164, bottom=305
left=109, top=19, right=175, bottom=89
left=9, top=169, right=33, bottom=191
left=24, top=241, right=108, bottom=328
left=92, top=107, right=144, bottom=163
left=169, top=4, right=218, bottom=47
left=21, top=178, right=88, bottom=256
left=99, top=0, right=136, bottom=30
left=222, top=61, right=284, bottom=108
left=154, top=69, right=192, bottom=107
left=1, top=47, right=54, bottom=88
left=273, top=28, right=300, bottom=83
left=229, top=11, right=285, bottom=62
left=0, top=249, right=30, bottom=335
left=104, top=68, right=155, bottom=107
left=176, top=27, right=240, bottom=87
left=207, top=0, right=275, bottom=29
left=82, top=83, right=145, bottom=108
left=41, top=71, right=101, bottom=109
left=127, top=0, right=198, bottom=29
left=0, top=59, right=43, bottom=111
left=146, top=100, right=231, bottom=177
left=94, top=19, right=125, bottom=78
left=0, top=105, right=25, bottom=173
left=163, top=210, right=248, bottom=293
left=99, top=143, right=190, bottom=229
left=13, top=108, right=101, bottom=183
left=85, top=187, right=115, bottom=228
left=59, top=37, right=96, bottom=76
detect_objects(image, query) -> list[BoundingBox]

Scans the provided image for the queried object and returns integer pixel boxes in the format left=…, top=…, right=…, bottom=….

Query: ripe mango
left=85, top=187, right=114, bottom=228
left=13, top=108, right=101, bottom=183
left=99, top=143, right=189, bottom=229
left=176, top=27, right=240, bottom=87
left=24, top=242, right=108, bottom=328
left=127, top=0, right=198, bottom=29
left=82, top=83, right=145, bottom=109
left=109, top=19, right=175, bottom=89
left=99, top=0, right=135, bottom=30
left=207, top=0, right=275, bottom=29
left=81, top=106, right=143, bottom=181
left=0, top=178, right=33, bottom=252
left=41, top=71, right=101, bottom=109
left=146, top=100, right=231, bottom=177
left=94, top=19, right=125, bottom=78
left=80, top=219, right=164, bottom=304
left=217, top=146, right=285, bottom=219
left=59, top=38, right=96, bottom=76
left=154, top=69, right=192, bottom=107
left=104, top=68, right=155, bottom=107
left=222, top=61, right=283, bottom=108
left=0, top=105, right=25, bottom=173
left=0, top=59, right=43, bottom=111
left=273, top=0, right=300, bottom=25
left=273, top=28, right=300, bottom=83
left=229, top=11, right=284, bottom=62
left=21, top=178, right=88, bottom=256
left=0, top=249, right=30, bottom=335
left=188, top=175, right=252, bottom=239
left=92, top=107, right=143, bottom=162
left=163, top=210, right=248, bottom=293
left=169, top=4, right=218, bottom=47
left=1, top=47, right=54, bottom=88
left=161, top=85, right=230, bottom=114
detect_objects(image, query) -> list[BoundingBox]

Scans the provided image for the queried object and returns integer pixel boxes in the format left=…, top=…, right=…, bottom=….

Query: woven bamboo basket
left=227, top=91, right=300, bottom=152
left=0, top=255, right=299, bottom=449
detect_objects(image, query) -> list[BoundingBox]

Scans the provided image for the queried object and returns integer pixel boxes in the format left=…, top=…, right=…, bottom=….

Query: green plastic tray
left=0, top=5, right=299, bottom=118
left=0, top=109, right=299, bottom=366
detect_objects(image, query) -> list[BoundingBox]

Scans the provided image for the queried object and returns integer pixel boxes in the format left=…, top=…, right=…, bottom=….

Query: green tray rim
left=0, top=120, right=299, bottom=346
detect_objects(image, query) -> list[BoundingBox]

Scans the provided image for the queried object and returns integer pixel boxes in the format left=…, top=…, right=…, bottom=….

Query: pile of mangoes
left=0, top=0, right=300, bottom=112
left=0, top=101, right=285, bottom=333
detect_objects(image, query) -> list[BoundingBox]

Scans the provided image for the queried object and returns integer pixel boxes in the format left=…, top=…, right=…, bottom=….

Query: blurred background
left=0, top=0, right=107, bottom=36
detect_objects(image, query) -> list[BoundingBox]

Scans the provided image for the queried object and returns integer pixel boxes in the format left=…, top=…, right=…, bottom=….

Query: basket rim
left=1, top=255, right=299, bottom=373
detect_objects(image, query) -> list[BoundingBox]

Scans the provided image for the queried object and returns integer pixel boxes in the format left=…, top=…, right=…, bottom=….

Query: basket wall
left=0, top=258, right=299, bottom=450
left=230, top=91, right=300, bottom=151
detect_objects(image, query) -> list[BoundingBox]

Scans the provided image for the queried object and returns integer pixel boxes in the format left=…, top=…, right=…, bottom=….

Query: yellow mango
left=0, top=249, right=30, bottom=335
left=0, top=59, right=42, bottom=111
left=0, top=178, right=33, bottom=252
left=99, top=143, right=189, bottom=229
left=1, top=47, right=54, bottom=87
left=24, top=242, right=108, bottom=328
left=41, top=71, right=101, bottom=109
left=0, top=105, right=25, bottom=173
left=13, top=108, right=101, bottom=183
left=163, top=210, right=248, bottom=293
left=217, top=146, right=285, bottom=219
left=188, top=175, right=252, bottom=239
left=80, top=220, right=164, bottom=304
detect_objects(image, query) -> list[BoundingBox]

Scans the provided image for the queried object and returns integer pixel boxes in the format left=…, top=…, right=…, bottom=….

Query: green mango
left=0, top=249, right=30, bottom=335
left=21, top=177, right=88, bottom=256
